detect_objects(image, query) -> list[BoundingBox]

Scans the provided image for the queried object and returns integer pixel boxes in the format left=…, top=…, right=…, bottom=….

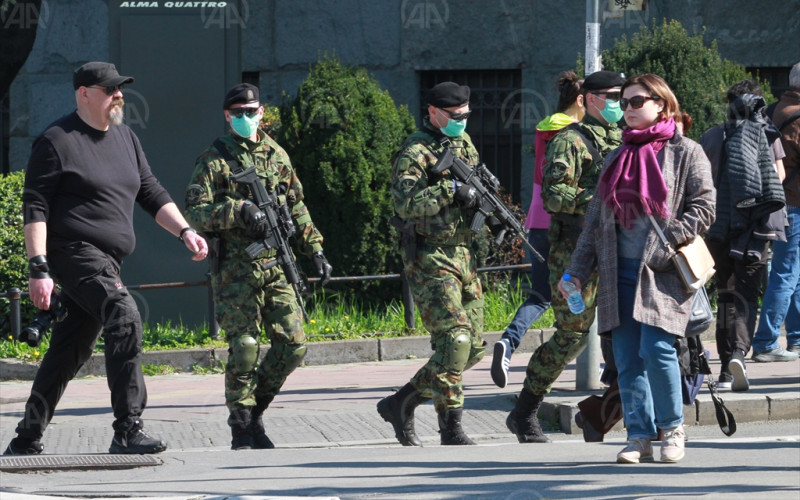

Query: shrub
left=0, top=171, right=32, bottom=338
left=601, top=20, right=773, bottom=140
left=278, top=56, right=416, bottom=301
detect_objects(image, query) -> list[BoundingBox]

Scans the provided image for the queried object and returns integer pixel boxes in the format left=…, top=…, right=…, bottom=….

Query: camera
left=19, top=293, right=68, bottom=347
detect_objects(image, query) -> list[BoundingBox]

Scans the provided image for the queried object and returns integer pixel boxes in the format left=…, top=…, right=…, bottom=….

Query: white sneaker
left=660, top=424, right=686, bottom=463
left=616, top=438, right=654, bottom=464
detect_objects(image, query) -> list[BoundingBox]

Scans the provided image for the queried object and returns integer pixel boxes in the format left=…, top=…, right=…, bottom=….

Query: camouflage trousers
left=405, top=245, right=486, bottom=413
left=524, top=220, right=598, bottom=396
left=213, top=256, right=306, bottom=411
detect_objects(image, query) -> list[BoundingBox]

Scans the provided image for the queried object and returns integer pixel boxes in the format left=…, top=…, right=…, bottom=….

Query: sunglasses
left=89, top=84, right=124, bottom=96
left=620, top=95, right=662, bottom=110
left=229, top=107, right=260, bottom=118
left=592, top=91, right=620, bottom=102
left=439, top=108, right=472, bottom=121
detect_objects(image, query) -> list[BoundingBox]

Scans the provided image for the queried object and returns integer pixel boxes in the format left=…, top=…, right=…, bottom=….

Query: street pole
left=576, top=0, right=603, bottom=391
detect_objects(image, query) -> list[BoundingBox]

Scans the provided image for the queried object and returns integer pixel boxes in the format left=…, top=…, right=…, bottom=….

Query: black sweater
left=23, top=111, right=173, bottom=262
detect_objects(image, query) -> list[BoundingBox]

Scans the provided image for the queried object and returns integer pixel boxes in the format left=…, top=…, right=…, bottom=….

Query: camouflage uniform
left=391, top=118, right=487, bottom=413
left=524, top=114, right=622, bottom=396
left=185, top=132, right=323, bottom=411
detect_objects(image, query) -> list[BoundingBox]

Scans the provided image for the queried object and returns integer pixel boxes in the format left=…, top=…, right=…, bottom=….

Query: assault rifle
left=430, top=146, right=545, bottom=263
left=232, top=166, right=309, bottom=322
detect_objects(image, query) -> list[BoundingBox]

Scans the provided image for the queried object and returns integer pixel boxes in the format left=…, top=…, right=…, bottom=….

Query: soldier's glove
left=239, top=200, right=267, bottom=236
left=313, top=251, right=333, bottom=287
left=487, top=216, right=507, bottom=246
left=453, top=180, right=480, bottom=208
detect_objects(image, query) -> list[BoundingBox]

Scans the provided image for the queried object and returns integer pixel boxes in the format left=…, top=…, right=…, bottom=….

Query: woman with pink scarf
left=561, top=74, right=716, bottom=464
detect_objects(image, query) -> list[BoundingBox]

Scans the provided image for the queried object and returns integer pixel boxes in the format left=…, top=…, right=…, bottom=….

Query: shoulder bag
left=647, top=214, right=716, bottom=292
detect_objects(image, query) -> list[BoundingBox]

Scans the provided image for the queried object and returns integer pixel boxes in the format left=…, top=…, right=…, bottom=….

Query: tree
left=278, top=56, right=416, bottom=300
left=601, top=20, right=773, bottom=139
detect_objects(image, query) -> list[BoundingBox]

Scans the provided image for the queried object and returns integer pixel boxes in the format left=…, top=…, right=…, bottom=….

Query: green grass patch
left=1, top=281, right=555, bottom=362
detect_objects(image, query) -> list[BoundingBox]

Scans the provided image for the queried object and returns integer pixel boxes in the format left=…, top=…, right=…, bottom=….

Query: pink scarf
left=598, top=117, right=676, bottom=228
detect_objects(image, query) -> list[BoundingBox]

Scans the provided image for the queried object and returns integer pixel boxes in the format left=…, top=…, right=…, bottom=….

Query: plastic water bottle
left=562, top=273, right=585, bottom=314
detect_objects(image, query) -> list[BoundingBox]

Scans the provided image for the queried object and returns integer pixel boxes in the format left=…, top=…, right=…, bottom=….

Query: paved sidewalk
left=1, top=339, right=798, bottom=454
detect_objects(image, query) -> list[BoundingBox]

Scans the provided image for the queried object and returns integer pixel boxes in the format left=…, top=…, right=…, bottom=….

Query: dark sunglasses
left=229, top=107, right=260, bottom=118
left=591, top=91, right=620, bottom=102
left=620, top=95, right=662, bottom=110
left=89, top=84, right=124, bottom=96
left=439, top=108, right=472, bottom=121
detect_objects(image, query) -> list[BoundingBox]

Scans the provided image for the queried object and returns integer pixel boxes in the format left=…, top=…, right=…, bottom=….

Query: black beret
left=223, top=83, right=260, bottom=109
left=427, top=81, right=470, bottom=108
left=73, top=62, right=134, bottom=90
left=582, top=70, right=626, bottom=91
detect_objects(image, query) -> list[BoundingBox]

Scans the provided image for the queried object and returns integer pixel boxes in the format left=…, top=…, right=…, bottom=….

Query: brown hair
left=620, top=74, right=680, bottom=121
left=556, top=70, right=583, bottom=113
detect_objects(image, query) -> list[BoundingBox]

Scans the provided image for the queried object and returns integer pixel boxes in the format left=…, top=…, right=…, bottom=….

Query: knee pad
left=230, top=335, right=260, bottom=374
left=443, top=333, right=471, bottom=374
left=265, top=342, right=307, bottom=375
left=463, top=340, right=487, bottom=371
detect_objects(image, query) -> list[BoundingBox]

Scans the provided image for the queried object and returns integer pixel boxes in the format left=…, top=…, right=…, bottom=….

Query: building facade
left=4, top=0, right=799, bottom=326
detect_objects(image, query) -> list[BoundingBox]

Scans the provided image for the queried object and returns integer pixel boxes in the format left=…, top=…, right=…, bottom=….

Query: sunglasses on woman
left=620, top=95, right=662, bottom=110
left=229, top=107, right=260, bottom=118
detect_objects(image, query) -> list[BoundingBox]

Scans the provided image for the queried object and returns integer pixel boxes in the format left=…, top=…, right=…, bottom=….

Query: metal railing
left=2, top=264, right=533, bottom=340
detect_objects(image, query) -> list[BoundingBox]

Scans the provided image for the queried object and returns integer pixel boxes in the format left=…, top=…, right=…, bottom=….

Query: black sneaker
left=491, top=338, right=513, bottom=388
left=4, top=437, right=44, bottom=455
left=109, top=428, right=167, bottom=455
left=716, top=372, right=733, bottom=389
left=729, top=350, right=750, bottom=392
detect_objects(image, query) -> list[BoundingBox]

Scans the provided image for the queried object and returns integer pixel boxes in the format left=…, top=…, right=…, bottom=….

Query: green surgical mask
left=599, top=99, right=624, bottom=124
left=440, top=118, right=467, bottom=137
left=231, top=114, right=259, bottom=138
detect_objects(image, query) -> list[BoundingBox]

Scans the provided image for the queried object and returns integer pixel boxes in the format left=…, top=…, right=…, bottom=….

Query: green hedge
left=278, top=56, right=416, bottom=300
left=0, top=171, right=32, bottom=338
left=602, top=20, right=773, bottom=140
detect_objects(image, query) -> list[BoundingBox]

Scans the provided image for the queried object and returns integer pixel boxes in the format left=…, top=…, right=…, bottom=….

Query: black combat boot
left=248, top=395, right=276, bottom=449
left=377, top=383, right=430, bottom=446
left=438, top=408, right=476, bottom=446
left=228, top=407, right=254, bottom=450
left=506, top=389, right=551, bottom=443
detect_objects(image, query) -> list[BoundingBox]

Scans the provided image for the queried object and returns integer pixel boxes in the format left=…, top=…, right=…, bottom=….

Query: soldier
left=506, top=70, right=626, bottom=443
left=377, top=82, right=487, bottom=446
left=184, top=83, right=332, bottom=450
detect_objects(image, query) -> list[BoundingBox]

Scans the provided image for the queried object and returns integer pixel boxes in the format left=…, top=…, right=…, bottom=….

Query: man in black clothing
left=4, top=61, right=208, bottom=456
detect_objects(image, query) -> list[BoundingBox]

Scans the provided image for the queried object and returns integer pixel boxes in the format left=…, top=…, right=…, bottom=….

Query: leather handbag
left=648, top=214, right=716, bottom=292
left=686, top=284, right=713, bottom=336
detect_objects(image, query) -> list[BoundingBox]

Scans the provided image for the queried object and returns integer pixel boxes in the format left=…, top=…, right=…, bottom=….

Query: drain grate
left=0, top=454, right=162, bottom=472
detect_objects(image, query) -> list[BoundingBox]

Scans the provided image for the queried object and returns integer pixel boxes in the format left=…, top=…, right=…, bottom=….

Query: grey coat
left=565, top=133, right=716, bottom=337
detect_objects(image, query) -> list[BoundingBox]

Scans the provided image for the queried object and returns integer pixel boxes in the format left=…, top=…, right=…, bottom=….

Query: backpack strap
left=213, top=138, right=245, bottom=174
left=776, top=109, right=800, bottom=132
left=565, top=122, right=602, bottom=166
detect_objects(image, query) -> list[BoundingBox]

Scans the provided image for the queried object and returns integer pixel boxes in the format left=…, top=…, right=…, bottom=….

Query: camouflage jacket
left=391, top=118, right=480, bottom=245
left=184, top=131, right=323, bottom=261
left=542, top=114, right=622, bottom=216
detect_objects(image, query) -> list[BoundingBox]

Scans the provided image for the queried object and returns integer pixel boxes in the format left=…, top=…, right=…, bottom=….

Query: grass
left=0, top=279, right=555, bottom=363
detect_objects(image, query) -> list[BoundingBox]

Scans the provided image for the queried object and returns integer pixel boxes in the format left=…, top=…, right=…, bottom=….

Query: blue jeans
left=612, top=258, right=683, bottom=439
left=503, top=229, right=551, bottom=351
left=753, top=205, right=800, bottom=352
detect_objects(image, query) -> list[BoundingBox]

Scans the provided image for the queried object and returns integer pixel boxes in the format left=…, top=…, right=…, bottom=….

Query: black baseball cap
left=224, top=83, right=260, bottom=109
left=73, top=62, right=134, bottom=90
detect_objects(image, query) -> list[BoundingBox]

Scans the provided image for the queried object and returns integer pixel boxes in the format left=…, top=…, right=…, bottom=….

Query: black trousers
left=15, top=241, right=147, bottom=440
left=708, top=239, right=769, bottom=372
